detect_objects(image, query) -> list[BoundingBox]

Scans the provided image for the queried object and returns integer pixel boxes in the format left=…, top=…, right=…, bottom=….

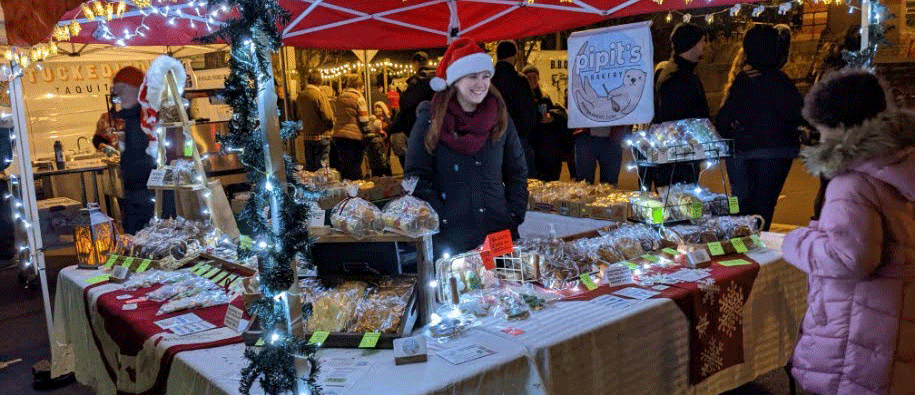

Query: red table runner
left=560, top=255, right=761, bottom=385
left=82, top=279, right=247, bottom=395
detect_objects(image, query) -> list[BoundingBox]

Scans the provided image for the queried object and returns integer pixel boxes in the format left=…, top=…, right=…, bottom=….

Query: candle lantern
left=73, top=203, right=118, bottom=268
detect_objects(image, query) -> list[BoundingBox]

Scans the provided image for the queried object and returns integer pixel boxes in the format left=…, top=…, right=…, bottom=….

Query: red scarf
left=438, top=94, right=499, bottom=155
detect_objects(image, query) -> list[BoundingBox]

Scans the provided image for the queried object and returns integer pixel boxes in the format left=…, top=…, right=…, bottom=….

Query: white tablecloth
left=53, top=219, right=807, bottom=395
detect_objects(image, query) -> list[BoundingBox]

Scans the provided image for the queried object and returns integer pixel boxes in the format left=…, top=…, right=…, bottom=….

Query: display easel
left=148, top=69, right=239, bottom=238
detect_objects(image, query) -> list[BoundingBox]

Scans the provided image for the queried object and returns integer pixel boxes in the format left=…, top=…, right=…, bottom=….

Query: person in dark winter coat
left=406, top=38, right=529, bottom=258
left=523, top=64, right=575, bottom=181
left=492, top=41, right=538, bottom=178
left=390, top=52, right=436, bottom=167
left=716, top=24, right=804, bottom=230
left=640, top=23, right=709, bottom=190
left=111, top=66, right=156, bottom=234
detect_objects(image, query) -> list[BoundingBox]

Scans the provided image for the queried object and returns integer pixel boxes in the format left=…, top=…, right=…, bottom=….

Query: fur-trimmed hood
left=802, top=110, right=915, bottom=188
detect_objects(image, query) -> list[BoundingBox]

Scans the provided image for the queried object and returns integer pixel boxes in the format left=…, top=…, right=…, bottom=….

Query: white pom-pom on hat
left=432, top=37, right=494, bottom=91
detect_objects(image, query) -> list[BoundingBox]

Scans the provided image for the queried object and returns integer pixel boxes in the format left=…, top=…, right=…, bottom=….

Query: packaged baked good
left=381, top=178, right=439, bottom=238
left=305, top=281, right=368, bottom=332
left=330, top=186, right=383, bottom=239
left=157, top=289, right=230, bottom=315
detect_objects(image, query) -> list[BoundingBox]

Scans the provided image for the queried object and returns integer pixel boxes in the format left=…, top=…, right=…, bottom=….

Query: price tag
left=642, top=254, right=659, bottom=262
left=662, top=248, right=680, bottom=256
left=203, top=267, right=222, bottom=279
left=184, top=140, right=194, bottom=157
left=621, top=261, right=638, bottom=270
left=651, top=207, right=664, bottom=224
left=719, top=259, right=752, bottom=267
left=358, top=332, right=381, bottom=348
left=84, top=275, right=109, bottom=284
left=122, top=303, right=137, bottom=311
left=707, top=242, right=725, bottom=256
left=480, top=230, right=514, bottom=270
left=189, top=261, right=206, bottom=272
left=750, top=234, right=765, bottom=248
left=146, top=169, right=167, bottom=187
left=104, top=254, right=118, bottom=269
left=136, top=259, right=152, bottom=273
left=579, top=273, right=598, bottom=290
left=224, top=305, right=244, bottom=332
left=728, top=197, right=740, bottom=214
left=308, top=331, right=329, bottom=345
left=194, top=264, right=212, bottom=276
left=121, top=256, right=135, bottom=269
left=604, top=265, right=634, bottom=287
left=689, top=202, right=703, bottom=219
left=254, top=338, right=265, bottom=347
left=731, top=238, right=748, bottom=253
left=212, top=271, right=229, bottom=284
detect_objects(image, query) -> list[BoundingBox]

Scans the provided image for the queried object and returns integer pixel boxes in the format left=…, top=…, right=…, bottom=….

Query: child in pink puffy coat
left=783, top=69, right=915, bottom=395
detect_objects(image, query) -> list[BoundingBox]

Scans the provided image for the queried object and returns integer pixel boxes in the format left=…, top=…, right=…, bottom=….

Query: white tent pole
left=860, top=0, right=871, bottom=51
left=8, top=64, right=54, bottom=345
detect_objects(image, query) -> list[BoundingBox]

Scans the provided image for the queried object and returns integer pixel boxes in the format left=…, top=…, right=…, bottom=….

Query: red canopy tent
left=3, top=0, right=751, bottom=49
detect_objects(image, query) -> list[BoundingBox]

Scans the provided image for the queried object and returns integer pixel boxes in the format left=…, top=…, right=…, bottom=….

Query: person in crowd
left=522, top=65, right=575, bottom=181
left=406, top=37, right=528, bottom=258
left=110, top=66, right=156, bottom=234
left=783, top=69, right=915, bottom=395
left=295, top=70, right=335, bottom=171
left=716, top=24, right=804, bottom=231
left=93, top=112, right=122, bottom=156
left=386, top=86, right=400, bottom=119
left=492, top=41, right=538, bottom=178
left=574, top=126, right=626, bottom=185
left=331, top=74, right=372, bottom=180
left=366, top=101, right=392, bottom=177
left=641, top=22, right=709, bottom=190
left=390, top=51, right=436, bottom=168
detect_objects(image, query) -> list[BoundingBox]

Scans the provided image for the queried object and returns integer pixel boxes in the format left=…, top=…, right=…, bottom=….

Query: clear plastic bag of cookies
left=381, top=178, right=439, bottom=238
left=330, top=185, right=383, bottom=239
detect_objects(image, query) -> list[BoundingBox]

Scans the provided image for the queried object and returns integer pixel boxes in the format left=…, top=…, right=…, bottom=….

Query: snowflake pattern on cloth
left=698, top=278, right=720, bottom=306
left=700, top=337, right=724, bottom=377
left=717, top=282, right=745, bottom=338
left=696, top=313, right=709, bottom=338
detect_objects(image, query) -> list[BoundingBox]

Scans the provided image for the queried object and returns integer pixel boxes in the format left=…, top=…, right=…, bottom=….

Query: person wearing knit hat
left=491, top=40, right=539, bottom=178
left=111, top=66, right=157, bottom=234
left=783, top=68, right=915, bottom=395
left=640, top=22, right=709, bottom=190
left=716, top=23, right=804, bottom=231
left=404, top=37, right=529, bottom=258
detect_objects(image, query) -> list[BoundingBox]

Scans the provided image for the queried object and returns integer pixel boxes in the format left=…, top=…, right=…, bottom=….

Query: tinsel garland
left=198, top=0, right=322, bottom=394
left=844, top=0, right=895, bottom=69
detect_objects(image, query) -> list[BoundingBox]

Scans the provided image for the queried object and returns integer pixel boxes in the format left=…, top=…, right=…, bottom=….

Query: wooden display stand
left=147, top=70, right=239, bottom=239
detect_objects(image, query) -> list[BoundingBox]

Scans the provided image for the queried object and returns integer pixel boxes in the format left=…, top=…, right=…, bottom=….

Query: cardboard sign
left=707, top=242, right=725, bottom=256
left=579, top=273, right=598, bottom=290
left=358, top=332, right=381, bottom=348
left=480, top=230, right=514, bottom=270
left=309, top=331, right=330, bottom=345
left=604, top=265, right=634, bottom=286
left=731, top=238, right=748, bottom=253
left=224, top=305, right=244, bottom=332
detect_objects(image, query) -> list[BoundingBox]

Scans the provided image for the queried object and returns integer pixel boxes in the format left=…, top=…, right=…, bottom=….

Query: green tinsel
left=197, top=0, right=322, bottom=394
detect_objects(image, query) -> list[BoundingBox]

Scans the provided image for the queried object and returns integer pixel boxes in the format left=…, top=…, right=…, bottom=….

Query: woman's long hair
left=424, top=85, right=509, bottom=154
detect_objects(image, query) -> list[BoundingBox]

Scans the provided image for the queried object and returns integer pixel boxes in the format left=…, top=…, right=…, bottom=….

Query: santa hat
left=113, top=66, right=145, bottom=87
left=430, top=37, right=494, bottom=92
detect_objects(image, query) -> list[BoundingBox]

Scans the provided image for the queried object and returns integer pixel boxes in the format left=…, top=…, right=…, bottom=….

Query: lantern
left=73, top=203, right=118, bottom=268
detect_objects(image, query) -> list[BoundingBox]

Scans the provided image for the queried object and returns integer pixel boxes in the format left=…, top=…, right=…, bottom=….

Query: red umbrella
left=4, top=0, right=747, bottom=49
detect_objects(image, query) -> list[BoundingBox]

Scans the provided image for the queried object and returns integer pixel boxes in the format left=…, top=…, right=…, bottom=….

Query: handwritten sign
left=136, top=259, right=152, bottom=273
left=480, top=230, right=513, bottom=270
left=104, top=254, right=118, bottom=269
left=121, top=256, right=135, bottom=269
left=359, top=332, right=381, bottom=348
left=579, top=273, right=598, bottom=290
left=689, top=202, right=702, bottom=219
left=731, top=238, right=748, bottom=253
left=719, top=259, right=752, bottom=267
left=308, top=331, right=329, bottom=346
left=224, top=305, right=244, bottom=332
left=604, top=265, right=634, bottom=286
left=707, top=242, right=725, bottom=256
left=728, top=197, right=740, bottom=214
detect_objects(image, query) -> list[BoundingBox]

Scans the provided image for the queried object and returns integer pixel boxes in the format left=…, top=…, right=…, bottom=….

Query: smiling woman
left=404, top=37, right=529, bottom=258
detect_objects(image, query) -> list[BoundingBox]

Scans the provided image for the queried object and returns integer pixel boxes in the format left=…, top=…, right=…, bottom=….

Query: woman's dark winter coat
left=405, top=101, right=529, bottom=257
left=716, top=67, right=805, bottom=154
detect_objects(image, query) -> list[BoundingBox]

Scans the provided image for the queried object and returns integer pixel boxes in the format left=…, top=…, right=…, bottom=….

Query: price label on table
left=212, top=271, right=229, bottom=284
left=707, top=242, right=725, bottom=256
left=604, top=265, right=634, bottom=287
left=689, top=202, right=703, bottom=219
left=104, top=255, right=118, bottom=269
left=184, top=140, right=194, bottom=157
left=719, top=259, right=752, bottom=267
left=620, top=261, right=638, bottom=270
left=190, top=261, right=206, bottom=272
left=203, top=267, right=222, bottom=279
left=84, top=275, right=109, bottom=284
left=358, top=332, right=381, bottom=348
left=136, top=259, right=152, bottom=273
left=651, top=207, right=664, bottom=224
left=728, top=197, right=740, bottom=214
left=730, top=238, right=748, bottom=253
left=579, top=273, right=598, bottom=290
left=662, top=248, right=680, bottom=256
left=121, top=256, right=135, bottom=269
left=642, top=254, right=659, bottom=262
left=751, top=234, right=765, bottom=248
left=308, top=331, right=329, bottom=346
left=194, top=264, right=212, bottom=276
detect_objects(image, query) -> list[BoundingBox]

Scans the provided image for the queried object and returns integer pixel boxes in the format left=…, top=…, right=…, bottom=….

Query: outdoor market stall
left=0, top=0, right=889, bottom=394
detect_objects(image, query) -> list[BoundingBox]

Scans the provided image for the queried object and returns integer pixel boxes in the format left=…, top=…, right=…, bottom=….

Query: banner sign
left=567, top=21, right=654, bottom=128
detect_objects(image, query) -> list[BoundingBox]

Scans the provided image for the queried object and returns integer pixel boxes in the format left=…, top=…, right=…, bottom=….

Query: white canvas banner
left=567, top=21, right=653, bottom=128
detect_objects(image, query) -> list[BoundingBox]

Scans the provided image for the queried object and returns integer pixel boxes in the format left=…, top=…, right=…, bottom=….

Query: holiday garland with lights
left=198, top=0, right=321, bottom=394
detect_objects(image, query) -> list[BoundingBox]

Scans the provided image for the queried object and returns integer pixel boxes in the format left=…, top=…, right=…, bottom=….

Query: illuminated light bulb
left=49, top=42, right=58, bottom=55
left=116, top=1, right=126, bottom=17
left=705, top=13, right=714, bottom=23
left=168, top=18, right=177, bottom=26
left=682, top=13, right=692, bottom=23
left=442, top=252, right=450, bottom=259
left=271, top=332, right=280, bottom=343
left=265, top=181, right=274, bottom=191
left=106, top=3, right=115, bottom=21
left=92, top=1, right=106, bottom=18
left=428, top=280, right=438, bottom=288
left=135, top=0, right=151, bottom=8
left=116, top=39, right=126, bottom=47
left=666, top=12, right=672, bottom=22
left=82, top=4, right=96, bottom=20
left=70, top=21, right=82, bottom=37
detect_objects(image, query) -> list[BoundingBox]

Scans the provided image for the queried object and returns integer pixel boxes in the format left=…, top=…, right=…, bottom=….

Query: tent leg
left=9, top=65, right=55, bottom=353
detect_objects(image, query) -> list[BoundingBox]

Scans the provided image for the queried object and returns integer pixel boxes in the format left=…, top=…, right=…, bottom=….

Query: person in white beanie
left=404, top=37, right=529, bottom=258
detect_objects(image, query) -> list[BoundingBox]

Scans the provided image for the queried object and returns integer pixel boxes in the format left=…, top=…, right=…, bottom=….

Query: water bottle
left=54, top=140, right=65, bottom=170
